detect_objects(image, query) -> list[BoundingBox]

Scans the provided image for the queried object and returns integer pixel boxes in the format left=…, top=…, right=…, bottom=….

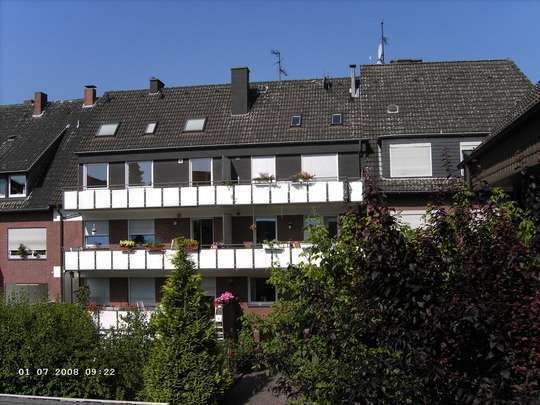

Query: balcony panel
left=274, top=248, right=291, bottom=267
left=198, top=186, right=215, bottom=205
left=254, top=248, right=272, bottom=268
left=146, top=188, right=162, bottom=207
left=64, top=191, right=78, bottom=210
left=216, top=185, right=234, bottom=205
left=181, top=187, right=197, bottom=206
left=199, top=249, right=217, bottom=269
left=95, top=189, right=111, bottom=209
left=79, top=190, right=95, bottom=210
left=111, top=189, right=128, bottom=208
left=271, top=183, right=289, bottom=203
left=64, top=251, right=79, bottom=270
left=252, top=184, right=271, bottom=204
left=234, top=185, right=252, bottom=205
left=128, top=188, right=145, bottom=208
left=290, top=184, right=308, bottom=203
left=146, top=252, right=164, bottom=269
left=236, top=249, right=253, bottom=268
left=162, top=187, right=180, bottom=207
left=164, top=250, right=176, bottom=270
left=95, top=251, right=112, bottom=270
left=129, top=250, right=146, bottom=270
left=187, top=252, right=199, bottom=267
left=112, top=251, right=129, bottom=270
left=217, top=249, right=235, bottom=268
left=308, top=182, right=327, bottom=202
left=327, top=181, right=344, bottom=202
left=349, top=181, right=363, bottom=202
left=79, top=251, right=96, bottom=270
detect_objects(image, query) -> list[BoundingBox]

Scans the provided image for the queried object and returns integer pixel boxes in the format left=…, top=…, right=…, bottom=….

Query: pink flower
left=215, top=291, right=236, bottom=304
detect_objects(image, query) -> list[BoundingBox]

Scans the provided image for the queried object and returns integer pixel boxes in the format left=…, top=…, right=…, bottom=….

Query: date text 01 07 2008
left=18, top=368, right=116, bottom=376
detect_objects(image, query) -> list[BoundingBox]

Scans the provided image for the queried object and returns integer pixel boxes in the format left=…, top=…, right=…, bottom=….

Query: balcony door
left=193, top=218, right=214, bottom=247
left=256, top=217, right=277, bottom=243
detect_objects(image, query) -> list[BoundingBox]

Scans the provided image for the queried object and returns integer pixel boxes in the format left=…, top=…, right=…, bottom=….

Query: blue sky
left=0, top=0, right=538, bottom=104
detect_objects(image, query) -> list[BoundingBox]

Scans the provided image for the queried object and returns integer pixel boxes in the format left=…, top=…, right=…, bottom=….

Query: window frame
left=300, top=153, right=339, bottom=181
left=389, top=143, right=432, bottom=178
left=0, top=177, right=6, bottom=198
left=331, top=113, right=343, bottom=125
left=184, top=118, right=206, bottom=132
left=128, top=219, right=156, bottom=245
left=248, top=277, right=277, bottom=306
left=189, top=158, right=213, bottom=186
left=255, top=216, right=278, bottom=244
left=251, top=155, right=276, bottom=181
left=83, top=163, right=109, bottom=189
left=290, top=115, right=302, bottom=127
left=96, top=123, right=120, bottom=137
left=8, top=227, right=47, bottom=260
left=8, top=175, right=27, bottom=198
left=84, top=221, right=110, bottom=248
left=459, top=141, right=482, bottom=176
left=145, top=122, right=157, bottom=135
left=125, top=161, right=153, bottom=188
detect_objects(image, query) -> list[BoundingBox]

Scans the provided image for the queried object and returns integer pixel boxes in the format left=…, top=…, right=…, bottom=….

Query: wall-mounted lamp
left=91, top=224, right=96, bottom=236
left=288, top=222, right=293, bottom=230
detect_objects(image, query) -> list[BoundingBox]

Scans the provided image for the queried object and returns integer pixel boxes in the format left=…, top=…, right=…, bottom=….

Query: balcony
left=63, top=179, right=363, bottom=210
left=64, top=243, right=313, bottom=272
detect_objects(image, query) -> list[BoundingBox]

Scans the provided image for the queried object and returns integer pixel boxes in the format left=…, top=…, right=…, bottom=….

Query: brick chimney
left=231, top=67, right=250, bottom=115
left=33, top=91, right=48, bottom=116
left=83, top=85, right=96, bottom=107
left=149, top=77, right=164, bottom=94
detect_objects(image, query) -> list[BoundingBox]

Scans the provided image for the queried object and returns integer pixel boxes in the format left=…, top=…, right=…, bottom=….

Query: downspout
left=56, top=206, right=65, bottom=303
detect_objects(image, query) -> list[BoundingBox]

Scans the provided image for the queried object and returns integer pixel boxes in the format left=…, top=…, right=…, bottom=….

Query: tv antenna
left=271, top=49, right=288, bottom=80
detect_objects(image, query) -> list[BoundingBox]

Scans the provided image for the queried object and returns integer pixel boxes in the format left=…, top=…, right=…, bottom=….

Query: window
left=192, top=218, right=214, bottom=246
left=301, top=154, right=338, bottom=180
left=8, top=228, right=47, bottom=259
left=96, top=123, right=119, bottom=136
left=0, top=177, right=6, bottom=198
left=325, top=216, right=338, bottom=237
left=387, top=104, right=399, bottom=114
left=84, top=163, right=108, bottom=188
left=84, top=221, right=109, bottom=247
left=256, top=217, right=276, bottom=243
left=290, top=115, right=302, bottom=127
left=85, top=278, right=109, bottom=305
left=303, top=216, right=323, bottom=240
left=251, top=156, right=276, bottom=181
left=129, top=278, right=156, bottom=307
left=389, top=143, right=432, bottom=177
left=145, top=122, right=157, bottom=134
left=190, top=158, right=212, bottom=185
left=249, top=278, right=276, bottom=304
left=8, top=175, right=26, bottom=197
left=127, top=161, right=152, bottom=187
left=459, top=141, right=482, bottom=175
left=129, top=220, right=155, bottom=244
left=331, top=113, right=343, bottom=125
left=394, top=210, right=426, bottom=229
left=184, top=118, right=206, bottom=132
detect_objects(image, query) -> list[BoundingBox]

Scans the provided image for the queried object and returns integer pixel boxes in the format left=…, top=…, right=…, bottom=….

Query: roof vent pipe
left=349, top=65, right=359, bottom=98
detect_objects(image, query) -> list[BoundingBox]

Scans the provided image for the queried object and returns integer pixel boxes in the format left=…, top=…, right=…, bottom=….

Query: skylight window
left=331, top=114, right=343, bottom=125
left=96, top=123, right=119, bottom=136
left=145, top=122, right=157, bottom=134
left=184, top=118, right=206, bottom=132
left=290, top=115, right=302, bottom=127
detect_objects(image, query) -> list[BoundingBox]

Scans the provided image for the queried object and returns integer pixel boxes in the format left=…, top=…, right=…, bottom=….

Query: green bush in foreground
left=143, top=241, right=232, bottom=404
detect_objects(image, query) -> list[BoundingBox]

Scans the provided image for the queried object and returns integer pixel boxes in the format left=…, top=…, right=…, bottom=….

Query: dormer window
left=184, top=118, right=206, bottom=132
left=96, top=123, right=119, bottom=136
left=9, top=175, right=26, bottom=197
left=290, top=115, right=302, bottom=127
left=331, top=113, right=343, bottom=125
left=387, top=104, right=399, bottom=114
left=145, top=122, right=157, bottom=134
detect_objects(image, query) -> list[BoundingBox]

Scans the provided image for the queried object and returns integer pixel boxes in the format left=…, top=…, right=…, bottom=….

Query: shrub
left=143, top=247, right=232, bottom=404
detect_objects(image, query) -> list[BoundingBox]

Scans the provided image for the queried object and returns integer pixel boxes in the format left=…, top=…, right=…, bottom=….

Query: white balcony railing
left=64, top=245, right=313, bottom=272
left=63, top=180, right=363, bottom=210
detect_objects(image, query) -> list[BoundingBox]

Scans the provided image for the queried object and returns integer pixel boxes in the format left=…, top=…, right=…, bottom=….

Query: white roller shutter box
left=8, top=228, right=47, bottom=251
left=389, top=143, right=432, bottom=177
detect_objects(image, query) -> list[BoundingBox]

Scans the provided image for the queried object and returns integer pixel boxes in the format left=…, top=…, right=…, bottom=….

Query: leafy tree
left=143, top=240, right=232, bottom=404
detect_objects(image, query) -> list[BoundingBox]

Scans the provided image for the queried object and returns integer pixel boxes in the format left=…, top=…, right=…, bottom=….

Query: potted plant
left=16, top=244, right=30, bottom=259
left=119, top=240, right=136, bottom=252
left=243, top=241, right=254, bottom=248
left=173, top=237, right=199, bottom=252
left=253, top=173, right=275, bottom=184
left=249, top=223, right=257, bottom=231
left=263, top=239, right=283, bottom=251
left=214, top=291, right=236, bottom=306
left=144, top=241, right=165, bottom=253
left=293, top=171, right=315, bottom=183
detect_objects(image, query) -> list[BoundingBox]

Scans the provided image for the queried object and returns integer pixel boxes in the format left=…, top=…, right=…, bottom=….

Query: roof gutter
left=377, top=131, right=489, bottom=140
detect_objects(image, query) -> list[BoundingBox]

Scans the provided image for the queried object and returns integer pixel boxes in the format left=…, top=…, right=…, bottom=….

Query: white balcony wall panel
left=64, top=251, right=79, bottom=270
left=327, top=181, right=344, bottom=202
left=252, top=185, right=271, bottom=204
left=216, top=186, right=234, bottom=205
left=308, top=182, right=327, bottom=202
left=79, top=251, right=96, bottom=270
left=100, top=311, right=119, bottom=330
left=162, top=187, right=180, bottom=207
left=254, top=249, right=272, bottom=268
left=164, top=250, right=175, bottom=270
left=270, top=183, right=288, bottom=203
left=95, top=251, right=112, bottom=270
left=79, top=190, right=95, bottom=210
left=94, top=189, right=111, bottom=209
left=217, top=249, right=235, bottom=268
left=291, top=248, right=304, bottom=265
left=64, top=191, right=78, bottom=210
left=199, top=249, right=217, bottom=269
left=234, top=185, right=252, bottom=205
left=187, top=252, right=199, bottom=267
left=111, top=189, right=128, bottom=208
left=198, top=186, right=215, bottom=205
left=128, top=188, right=145, bottom=208
left=349, top=181, right=363, bottom=202
left=146, top=252, right=164, bottom=269
left=181, top=187, right=197, bottom=206
left=112, top=251, right=129, bottom=270
left=290, top=184, right=308, bottom=203
left=130, top=250, right=146, bottom=269
left=146, top=188, right=162, bottom=207
left=236, top=249, right=253, bottom=268
left=275, top=249, right=291, bottom=267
